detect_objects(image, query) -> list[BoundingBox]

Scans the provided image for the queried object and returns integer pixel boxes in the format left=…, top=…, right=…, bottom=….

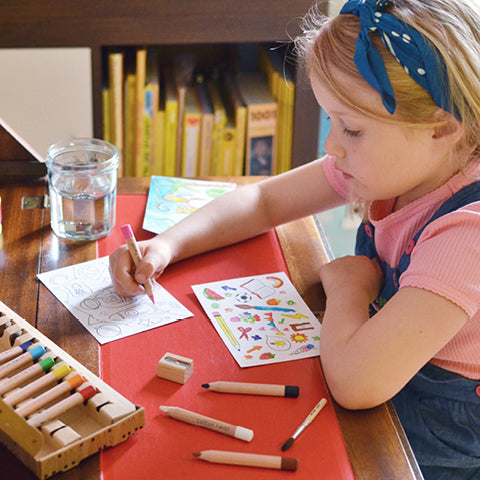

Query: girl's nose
left=323, top=130, right=346, bottom=158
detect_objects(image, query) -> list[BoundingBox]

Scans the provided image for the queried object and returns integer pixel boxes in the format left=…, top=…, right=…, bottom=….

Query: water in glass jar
left=49, top=188, right=116, bottom=241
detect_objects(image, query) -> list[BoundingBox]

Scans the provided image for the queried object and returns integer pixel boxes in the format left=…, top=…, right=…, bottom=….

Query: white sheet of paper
left=192, top=272, right=321, bottom=368
left=37, top=256, right=193, bottom=344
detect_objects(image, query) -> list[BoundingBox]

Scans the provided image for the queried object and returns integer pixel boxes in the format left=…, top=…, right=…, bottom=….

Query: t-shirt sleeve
left=400, top=205, right=480, bottom=317
left=322, top=155, right=350, bottom=200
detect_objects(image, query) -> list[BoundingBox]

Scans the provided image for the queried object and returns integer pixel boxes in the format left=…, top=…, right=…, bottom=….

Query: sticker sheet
left=37, top=256, right=193, bottom=344
left=192, top=272, right=321, bottom=368
left=143, top=176, right=236, bottom=234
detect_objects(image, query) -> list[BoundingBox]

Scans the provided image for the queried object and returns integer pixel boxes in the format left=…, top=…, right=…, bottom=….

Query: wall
left=0, top=48, right=93, bottom=159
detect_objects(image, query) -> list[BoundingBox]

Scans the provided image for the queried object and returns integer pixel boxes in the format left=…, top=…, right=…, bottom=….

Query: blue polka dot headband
left=340, top=0, right=456, bottom=117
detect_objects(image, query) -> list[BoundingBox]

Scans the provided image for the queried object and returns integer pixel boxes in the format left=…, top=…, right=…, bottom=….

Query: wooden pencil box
left=0, top=301, right=145, bottom=479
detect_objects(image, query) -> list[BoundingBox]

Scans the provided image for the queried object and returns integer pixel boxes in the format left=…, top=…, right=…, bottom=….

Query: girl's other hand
left=319, top=255, right=383, bottom=303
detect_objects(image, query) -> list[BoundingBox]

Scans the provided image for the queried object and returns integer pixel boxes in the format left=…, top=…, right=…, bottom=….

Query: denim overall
left=356, top=181, right=480, bottom=480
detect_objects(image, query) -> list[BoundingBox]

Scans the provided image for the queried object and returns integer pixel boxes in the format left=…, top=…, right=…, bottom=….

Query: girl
left=109, top=1, right=480, bottom=477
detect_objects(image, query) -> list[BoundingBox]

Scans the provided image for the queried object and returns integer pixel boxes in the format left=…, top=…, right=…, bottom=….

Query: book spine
left=134, top=48, right=147, bottom=177
left=108, top=51, right=124, bottom=175
left=245, top=103, right=277, bottom=176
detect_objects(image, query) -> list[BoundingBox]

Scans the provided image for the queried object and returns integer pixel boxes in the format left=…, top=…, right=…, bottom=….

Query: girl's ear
left=432, top=111, right=463, bottom=146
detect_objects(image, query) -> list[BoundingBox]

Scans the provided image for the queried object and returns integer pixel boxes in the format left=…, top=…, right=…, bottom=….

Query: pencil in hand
left=120, top=224, right=156, bottom=304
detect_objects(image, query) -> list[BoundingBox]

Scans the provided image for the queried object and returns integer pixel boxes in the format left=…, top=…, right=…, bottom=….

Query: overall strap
left=356, top=180, right=480, bottom=314
left=397, top=180, right=480, bottom=273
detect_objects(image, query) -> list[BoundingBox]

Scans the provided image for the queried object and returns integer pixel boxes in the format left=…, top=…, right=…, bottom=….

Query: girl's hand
left=319, top=255, right=383, bottom=304
left=109, top=236, right=171, bottom=297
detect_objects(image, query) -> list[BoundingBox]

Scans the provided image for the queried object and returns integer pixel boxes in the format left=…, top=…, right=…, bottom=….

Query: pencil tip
left=159, top=406, right=168, bottom=412
left=201, top=383, right=210, bottom=389
left=281, top=438, right=294, bottom=451
left=149, top=295, right=155, bottom=304
left=192, top=452, right=201, bottom=457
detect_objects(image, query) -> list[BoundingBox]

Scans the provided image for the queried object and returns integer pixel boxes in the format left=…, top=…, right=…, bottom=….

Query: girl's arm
left=109, top=157, right=346, bottom=297
left=319, top=256, right=468, bottom=410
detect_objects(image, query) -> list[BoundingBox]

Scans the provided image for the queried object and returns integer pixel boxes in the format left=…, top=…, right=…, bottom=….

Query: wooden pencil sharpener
left=157, top=352, right=193, bottom=384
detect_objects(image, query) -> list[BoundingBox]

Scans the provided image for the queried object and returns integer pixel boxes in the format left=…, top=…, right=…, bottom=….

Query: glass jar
left=46, top=138, right=119, bottom=241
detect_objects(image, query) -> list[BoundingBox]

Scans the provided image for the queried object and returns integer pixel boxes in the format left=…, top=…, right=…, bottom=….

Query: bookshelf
left=0, top=0, right=320, bottom=171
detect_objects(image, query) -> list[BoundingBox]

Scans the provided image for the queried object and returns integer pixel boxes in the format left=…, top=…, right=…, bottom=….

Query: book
left=173, top=53, right=197, bottom=176
left=140, top=48, right=159, bottom=177
left=180, top=85, right=201, bottom=177
left=235, top=72, right=277, bottom=175
left=123, top=56, right=137, bottom=177
left=195, top=81, right=214, bottom=177
left=163, top=68, right=178, bottom=177
left=259, top=45, right=295, bottom=174
left=102, top=82, right=110, bottom=144
left=108, top=50, right=124, bottom=175
left=152, top=70, right=165, bottom=176
left=219, top=104, right=236, bottom=176
left=223, top=72, right=246, bottom=176
left=207, top=80, right=227, bottom=175
left=134, top=47, right=147, bottom=176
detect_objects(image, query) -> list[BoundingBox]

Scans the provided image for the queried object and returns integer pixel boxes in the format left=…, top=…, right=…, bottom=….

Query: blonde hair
left=295, top=0, right=480, bottom=166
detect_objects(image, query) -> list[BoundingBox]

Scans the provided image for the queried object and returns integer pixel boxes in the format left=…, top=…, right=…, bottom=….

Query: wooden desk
left=0, top=176, right=423, bottom=480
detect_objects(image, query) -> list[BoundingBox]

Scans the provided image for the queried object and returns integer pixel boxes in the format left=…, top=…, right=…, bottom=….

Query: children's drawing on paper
left=143, top=176, right=236, bottom=234
left=192, top=272, right=321, bottom=368
left=37, top=257, right=193, bottom=344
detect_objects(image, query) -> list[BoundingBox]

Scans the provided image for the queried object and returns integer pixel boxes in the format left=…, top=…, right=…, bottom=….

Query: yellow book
left=108, top=50, right=124, bottom=175
left=163, top=69, right=178, bottom=177
left=123, top=59, right=136, bottom=177
left=134, top=47, right=147, bottom=177
left=152, top=72, right=165, bottom=176
left=235, top=72, right=277, bottom=175
left=141, top=48, right=159, bottom=177
left=102, top=86, right=110, bottom=144
left=260, top=45, right=295, bottom=174
left=181, top=86, right=201, bottom=177
left=220, top=119, right=236, bottom=176
left=224, top=72, right=246, bottom=176
left=207, top=80, right=227, bottom=176
left=282, top=71, right=295, bottom=173
left=195, top=81, right=214, bottom=177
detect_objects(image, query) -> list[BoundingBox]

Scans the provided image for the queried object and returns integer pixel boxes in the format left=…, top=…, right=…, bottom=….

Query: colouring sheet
left=37, top=256, right=193, bottom=344
left=143, top=176, right=236, bottom=234
left=192, top=272, right=321, bottom=368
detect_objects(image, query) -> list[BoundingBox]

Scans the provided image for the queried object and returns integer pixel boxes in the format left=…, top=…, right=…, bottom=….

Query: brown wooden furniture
left=0, top=176, right=423, bottom=479
left=0, top=1, right=319, bottom=170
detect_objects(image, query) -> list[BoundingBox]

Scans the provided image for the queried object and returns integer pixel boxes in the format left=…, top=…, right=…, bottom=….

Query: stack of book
left=103, top=45, right=296, bottom=178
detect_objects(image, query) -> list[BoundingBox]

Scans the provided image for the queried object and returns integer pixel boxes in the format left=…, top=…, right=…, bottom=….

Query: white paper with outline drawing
left=37, top=256, right=193, bottom=344
left=192, top=272, right=321, bottom=368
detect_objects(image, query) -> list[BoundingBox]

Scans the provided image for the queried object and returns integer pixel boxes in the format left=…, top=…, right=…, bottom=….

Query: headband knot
left=340, top=0, right=456, bottom=117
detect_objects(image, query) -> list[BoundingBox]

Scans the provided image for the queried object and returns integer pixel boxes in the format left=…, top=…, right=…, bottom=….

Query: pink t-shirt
left=323, top=155, right=480, bottom=379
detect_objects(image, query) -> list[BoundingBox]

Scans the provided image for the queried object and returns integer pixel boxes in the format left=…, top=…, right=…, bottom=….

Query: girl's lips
left=335, top=161, right=353, bottom=181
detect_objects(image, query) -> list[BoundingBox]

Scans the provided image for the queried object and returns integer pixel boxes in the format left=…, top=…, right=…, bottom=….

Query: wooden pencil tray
left=0, top=301, right=145, bottom=479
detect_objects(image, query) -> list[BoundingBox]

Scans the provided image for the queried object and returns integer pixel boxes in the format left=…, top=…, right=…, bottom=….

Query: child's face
left=311, top=71, right=455, bottom=209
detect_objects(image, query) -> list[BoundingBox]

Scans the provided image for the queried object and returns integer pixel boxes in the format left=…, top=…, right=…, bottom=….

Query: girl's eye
left=343, top=128, right=361, bottom=137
